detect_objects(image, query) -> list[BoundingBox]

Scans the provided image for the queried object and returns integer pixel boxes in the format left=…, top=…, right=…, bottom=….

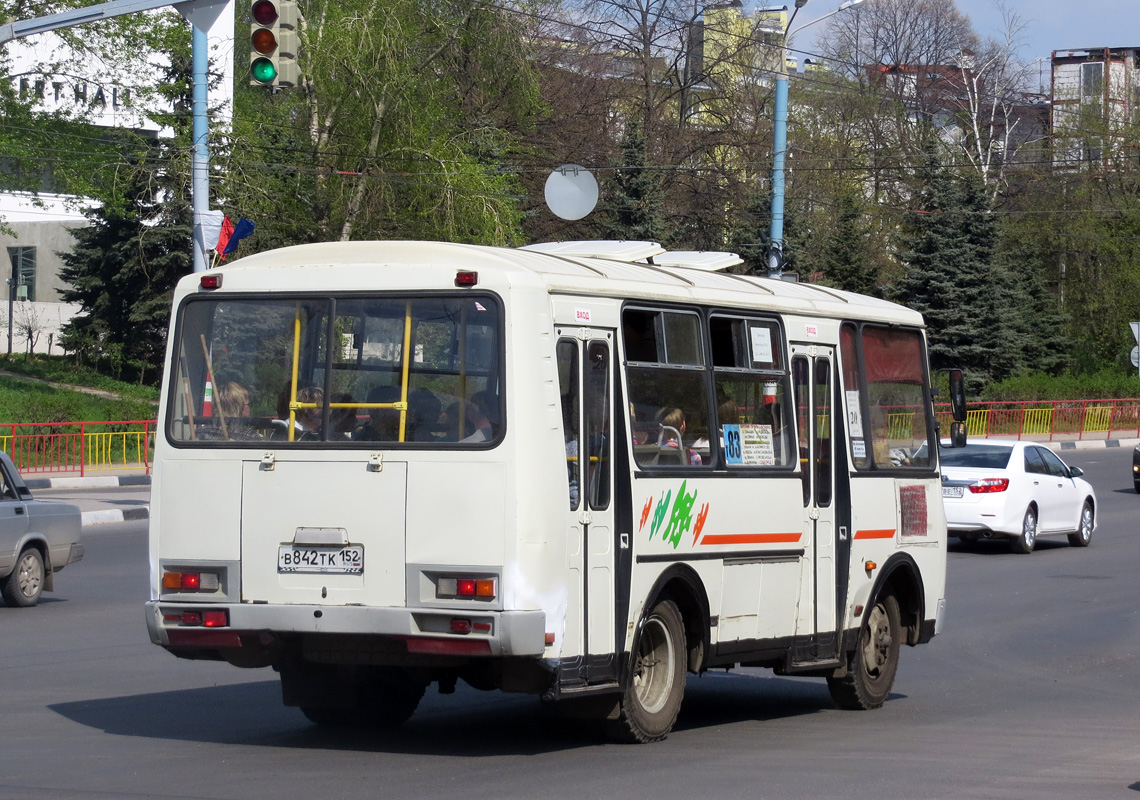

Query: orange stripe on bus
left=854, top=529, right=896, bottom=540
left=699, top=532, right=802, bottom=545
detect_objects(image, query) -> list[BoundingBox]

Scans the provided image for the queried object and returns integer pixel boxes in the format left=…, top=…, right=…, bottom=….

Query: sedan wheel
left=2, top=547, right=45, bottom=607
left=1067, top=502, right=1094, bottom=548
left=1010, top=507, right=1037, bottom=554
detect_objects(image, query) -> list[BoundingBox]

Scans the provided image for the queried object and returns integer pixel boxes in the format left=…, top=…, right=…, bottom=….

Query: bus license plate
left=278, top=545, right=364, bottom=574
left=942, top=486, right=964, bottom=499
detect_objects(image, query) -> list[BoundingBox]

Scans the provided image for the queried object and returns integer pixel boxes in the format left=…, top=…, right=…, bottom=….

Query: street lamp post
left=768, top=0, right=864, bottom=279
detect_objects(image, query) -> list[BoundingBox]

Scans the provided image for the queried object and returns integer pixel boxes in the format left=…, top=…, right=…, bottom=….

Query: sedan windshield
left=939, top=444, right=1013, bottom=469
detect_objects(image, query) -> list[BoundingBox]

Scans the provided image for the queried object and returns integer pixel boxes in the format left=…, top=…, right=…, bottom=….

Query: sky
left=801, top=0, right=1140, bottom=71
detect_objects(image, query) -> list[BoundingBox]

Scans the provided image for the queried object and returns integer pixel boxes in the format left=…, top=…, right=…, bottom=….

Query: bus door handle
left=620, top=533, right=629, bottom=550
left=261, top=452, right=276, bottom=471
left=839, top=526, right=848, bottom=541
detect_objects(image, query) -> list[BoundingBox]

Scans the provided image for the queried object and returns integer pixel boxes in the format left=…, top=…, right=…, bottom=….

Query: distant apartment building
left=1050, top=47, right=1140, bottom=168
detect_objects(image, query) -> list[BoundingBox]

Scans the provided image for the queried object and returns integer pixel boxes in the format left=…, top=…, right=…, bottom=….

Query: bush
left=0, top=376, right=155, bottom=423
left=980, top=370, right=1140, bottom=402
left=0, top=354, right=159, bottom=402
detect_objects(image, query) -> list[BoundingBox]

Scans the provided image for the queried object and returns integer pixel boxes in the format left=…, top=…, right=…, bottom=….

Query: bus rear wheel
left=606, top=598, right=686, bottom=743
left=297, top=667, right=424, bottom=728
left=827, top=592, right=901, bottom=710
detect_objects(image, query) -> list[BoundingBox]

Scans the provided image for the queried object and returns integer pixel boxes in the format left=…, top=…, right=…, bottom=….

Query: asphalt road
left=1, top=448, right=1137, bottom=800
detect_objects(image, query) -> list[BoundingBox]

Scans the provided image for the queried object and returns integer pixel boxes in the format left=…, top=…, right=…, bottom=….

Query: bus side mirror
left=949, top=421, right=967, bottom=448
left=946, top=368, right=967, bottom=422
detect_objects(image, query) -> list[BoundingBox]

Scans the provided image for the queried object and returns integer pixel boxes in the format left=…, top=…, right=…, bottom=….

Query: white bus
left=145, top=240, right=966, bottom=742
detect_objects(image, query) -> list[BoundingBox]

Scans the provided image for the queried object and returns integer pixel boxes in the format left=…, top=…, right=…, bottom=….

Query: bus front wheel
left=606, top=598, right=686, bottom=743
left=827, top=592, right=901, bottom=710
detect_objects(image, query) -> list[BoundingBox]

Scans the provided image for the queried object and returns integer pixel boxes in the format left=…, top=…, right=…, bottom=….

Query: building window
left=6, top=247, right=36, bottom=302
left=1081, top=62, right=1104, bottom=99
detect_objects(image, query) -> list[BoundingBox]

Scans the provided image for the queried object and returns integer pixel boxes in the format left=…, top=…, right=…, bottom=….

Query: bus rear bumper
left=144, top=601, right=547, bottom=659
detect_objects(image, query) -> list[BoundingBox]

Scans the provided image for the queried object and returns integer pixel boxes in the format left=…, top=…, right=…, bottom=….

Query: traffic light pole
left=1, top=0, right=228, bottom=273
left=192, top=23, right=210, bottom=273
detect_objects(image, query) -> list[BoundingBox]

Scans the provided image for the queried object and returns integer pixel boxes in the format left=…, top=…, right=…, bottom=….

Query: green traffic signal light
left=251, top=57, right=278, bottom=84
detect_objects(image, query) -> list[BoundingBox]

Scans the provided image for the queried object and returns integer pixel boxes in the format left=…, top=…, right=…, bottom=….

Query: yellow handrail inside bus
left=288, top=302, right=302, bottom=442
left=399, top=301, right=413, bottom=442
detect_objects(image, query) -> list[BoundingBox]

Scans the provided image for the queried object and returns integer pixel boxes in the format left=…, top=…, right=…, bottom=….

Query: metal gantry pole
left=1, top=0, right=226, bottom=274
left=766, top=0, right=864, bottom=280
left=191, top=23, right=210, bottom=273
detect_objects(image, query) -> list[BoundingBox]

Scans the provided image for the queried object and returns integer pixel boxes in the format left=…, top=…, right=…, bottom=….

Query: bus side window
left=557, top=340, right=581, bottom=510
left=623, top=307, right=711, bottom=469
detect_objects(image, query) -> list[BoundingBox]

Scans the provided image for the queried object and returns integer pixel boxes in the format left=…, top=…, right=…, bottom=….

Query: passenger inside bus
left=201, top=381, right=260, bottom=441
left=329, top=393, right=357, bottom=440
left=655, top=406, right=702, bottom=465
left=470, top=390, right=501, bottom=438
left=442, top=398, right=493, bottom=443
left=407, top=388, right=442, bottom=441
left=270, top=385, right=323, bottom=441
left=353, top=386, right=402, bottom=441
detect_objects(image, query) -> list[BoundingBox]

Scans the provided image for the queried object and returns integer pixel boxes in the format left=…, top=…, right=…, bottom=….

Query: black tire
left=1010, top=507, right=1037, bottom=554
left=606, top=598, right=686, bottom=743
left=301, top=670, right=424, bottom=728
left=2, top=547, right=45, bottom=607
left=1067, top=501, right=1094, bottom=547
left=827, top=592, right=901, bottom=710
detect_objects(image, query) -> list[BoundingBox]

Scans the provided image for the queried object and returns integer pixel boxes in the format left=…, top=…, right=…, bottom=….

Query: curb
left=1053, top=438, right=1140, bottom=451
left=81, top=506, right=150, bottom=527
left=25, top=474, right=151, bottom=491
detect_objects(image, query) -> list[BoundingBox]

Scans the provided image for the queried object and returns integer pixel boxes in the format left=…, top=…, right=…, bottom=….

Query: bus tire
left=300, top=669, right=424, bottom=728
left=606, top=598, right=686, bottom=743
left=2, top=547, right=45, bottom=607
left=827, top=591, right=901, bottom=711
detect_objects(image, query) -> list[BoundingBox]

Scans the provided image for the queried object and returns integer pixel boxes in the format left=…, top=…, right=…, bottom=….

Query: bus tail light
left=163, top=609, right=229, bottom=627
left=436, top=575, right=496, bottom=600
left=968, top=478, right=1009, bottom=494
left=162, top=571, right=220, bottom=592
left=455, top=270, right=478, bottom=287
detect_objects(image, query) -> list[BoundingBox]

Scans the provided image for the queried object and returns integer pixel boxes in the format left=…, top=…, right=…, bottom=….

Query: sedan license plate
left=278, top=545, right=364, bottom=574
left=942, top=486, right=964, bottom=499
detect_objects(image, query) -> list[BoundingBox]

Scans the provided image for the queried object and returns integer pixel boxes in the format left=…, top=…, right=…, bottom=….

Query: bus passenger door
left=556, top=330, right=617, bottom=685
left=791, top=346, right=839, bottom=664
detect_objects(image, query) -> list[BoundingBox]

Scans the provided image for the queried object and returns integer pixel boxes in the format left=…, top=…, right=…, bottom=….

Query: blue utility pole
left=767, top=0, right=864, bottom=279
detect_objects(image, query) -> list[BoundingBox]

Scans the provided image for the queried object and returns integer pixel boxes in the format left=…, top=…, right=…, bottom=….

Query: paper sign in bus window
left=750, top=325, right=774, bottom=364
left=724, top=424, right=775, bottom=466
left=846, top=390, right=862, bottom=429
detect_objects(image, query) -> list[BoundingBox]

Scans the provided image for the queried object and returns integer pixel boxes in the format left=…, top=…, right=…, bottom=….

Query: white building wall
left=1, top=3, right=235, bottom=355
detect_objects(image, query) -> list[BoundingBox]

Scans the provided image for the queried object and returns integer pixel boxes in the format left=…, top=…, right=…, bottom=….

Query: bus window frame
left=164, top=289, right=507, bottom=450
left=622, top=303, right=713, bottom=471
left=841, top=320, right=938, bottom=475
left=707, top=310, right=796, bottom=473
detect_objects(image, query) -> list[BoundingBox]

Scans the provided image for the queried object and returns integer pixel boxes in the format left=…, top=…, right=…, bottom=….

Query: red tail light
left=968, top=478, right=1009, bottom=493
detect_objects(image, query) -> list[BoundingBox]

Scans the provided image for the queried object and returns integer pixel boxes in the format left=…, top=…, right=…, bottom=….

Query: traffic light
left=249, top=0, right=300, bottom=88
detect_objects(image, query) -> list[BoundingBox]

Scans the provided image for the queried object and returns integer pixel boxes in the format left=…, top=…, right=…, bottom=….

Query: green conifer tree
left=601, top=119, right=666, bottom=243
left=893, top=144, right=1017, bottom=393
left=56, top=56, right=193, bottom=382
left=818, top=189, right=877, bottom=296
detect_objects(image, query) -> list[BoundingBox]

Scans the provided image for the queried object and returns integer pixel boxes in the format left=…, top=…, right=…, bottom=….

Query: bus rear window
left=167, top=294, right=503, bottom=446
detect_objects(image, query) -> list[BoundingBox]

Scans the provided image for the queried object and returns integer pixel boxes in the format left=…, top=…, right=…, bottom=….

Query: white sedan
left=940, top=441, right=1096, bottom=554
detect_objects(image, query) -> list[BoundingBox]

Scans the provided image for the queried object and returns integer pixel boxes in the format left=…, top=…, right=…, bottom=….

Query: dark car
left=1133, top=443, right=1140, bottom=493
left=0, top=452, right=84, bottom=607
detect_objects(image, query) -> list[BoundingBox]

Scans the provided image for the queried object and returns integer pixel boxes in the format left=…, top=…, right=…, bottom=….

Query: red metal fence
left=4, top=399, right=1140, bottom=475
left=1, top=420, right=155, bottom=476
left=934, top=398, right=1140, bottom=442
